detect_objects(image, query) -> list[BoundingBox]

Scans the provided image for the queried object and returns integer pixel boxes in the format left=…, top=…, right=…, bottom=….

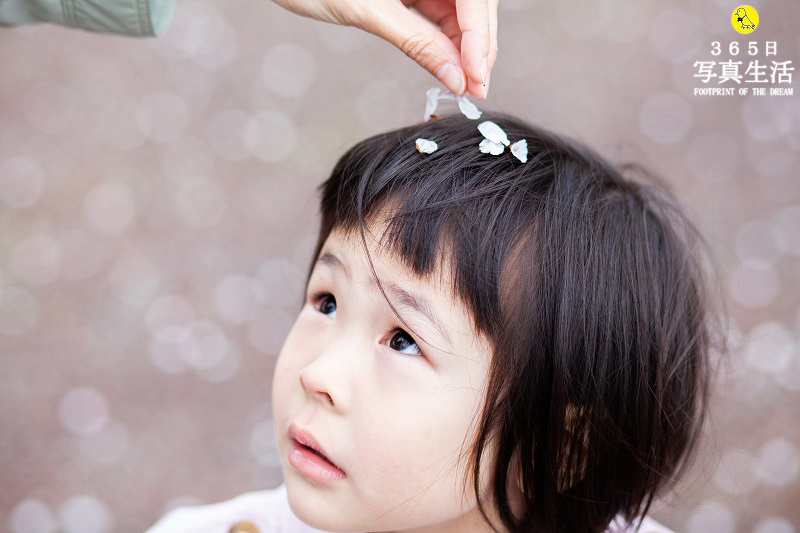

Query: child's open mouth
left=299, top=440, right=336, bottom=466
left=289, top=438, right=346, bottom=482
left=287, top=424, right=347, bottom=484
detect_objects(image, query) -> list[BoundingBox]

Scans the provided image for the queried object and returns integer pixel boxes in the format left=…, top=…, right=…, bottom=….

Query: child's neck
left=374, top=495, right=513, bottom=533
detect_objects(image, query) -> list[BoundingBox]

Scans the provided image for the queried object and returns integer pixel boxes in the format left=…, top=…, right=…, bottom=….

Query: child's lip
left=288, top=422, right=344, bottom=472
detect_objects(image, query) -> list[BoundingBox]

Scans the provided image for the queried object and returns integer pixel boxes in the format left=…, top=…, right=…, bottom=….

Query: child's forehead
left=325, top=225, right=455, bottom=292
left=323, top=226, right=491, bottom=357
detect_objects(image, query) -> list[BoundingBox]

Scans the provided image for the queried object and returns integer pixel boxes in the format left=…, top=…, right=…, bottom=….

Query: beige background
left=1, top=0, right=799, bottom=531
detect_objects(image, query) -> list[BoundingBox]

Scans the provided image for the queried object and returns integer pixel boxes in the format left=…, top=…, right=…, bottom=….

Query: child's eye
left=388, top=329, right=423, bottom=357
left=313, top=292, right=337, bottom=318
left=311, top=292, right=423, bottom=358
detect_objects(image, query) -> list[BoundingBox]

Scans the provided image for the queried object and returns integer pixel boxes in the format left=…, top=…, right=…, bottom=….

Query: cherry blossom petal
left=425, top=87, right=477, bottom=122
left=478, top=120, right=510, bottom=146
left=415, top=138, right=438, bottom=154
left=510, top=139, right=528, bottom=163
left=479, top=138, right=504, bottom=155
left=457, top=96, right=482, bottom=120
left=424, top=88, right=442, bottom=122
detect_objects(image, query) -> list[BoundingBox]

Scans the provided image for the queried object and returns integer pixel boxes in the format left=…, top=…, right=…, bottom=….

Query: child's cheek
left=377, top=345, right=436, bottom=384
left=272, top=338, right=302, bottom=408
left=272, top=362, right=292, bottom=396
left=378, top=353, right=422, bottom=383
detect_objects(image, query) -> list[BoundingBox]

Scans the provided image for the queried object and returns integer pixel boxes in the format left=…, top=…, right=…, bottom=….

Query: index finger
left=456, top=0, right=490, bottom=89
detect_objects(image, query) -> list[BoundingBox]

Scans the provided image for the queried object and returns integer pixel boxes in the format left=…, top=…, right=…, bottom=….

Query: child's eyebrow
left=315, top=251, right=453, bottom=347
left=315, top=251, right=351, bottom=279
left=382, top=280, right=453, bottom=348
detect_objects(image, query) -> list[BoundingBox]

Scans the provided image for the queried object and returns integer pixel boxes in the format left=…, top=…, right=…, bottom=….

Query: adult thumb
left=357, top=1, right=467, bottom=95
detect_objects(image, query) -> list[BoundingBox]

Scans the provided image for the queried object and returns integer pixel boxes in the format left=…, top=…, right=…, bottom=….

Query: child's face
left=272, top=222, right=497, bottom=532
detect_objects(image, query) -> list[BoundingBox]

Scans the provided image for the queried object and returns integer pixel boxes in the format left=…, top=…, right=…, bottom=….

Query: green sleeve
left=0, top=0, right=176, bottom=36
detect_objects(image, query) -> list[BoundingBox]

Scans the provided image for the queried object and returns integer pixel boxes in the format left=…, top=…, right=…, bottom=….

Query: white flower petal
left=510, top=139, right=528, bottom=163
left=424, top=87, right=475, bottom=121
left=479, top=138, right=504, bottom=155
left=457, top=96, right=482, bottom=120
left=415, top=138, right=438, bottom=154
left=477, top=121, right=510, bottom=146
left=424, top=88, right=442, bottom=122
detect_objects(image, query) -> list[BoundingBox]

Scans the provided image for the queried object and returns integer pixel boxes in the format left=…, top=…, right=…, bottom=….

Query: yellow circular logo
left=731, top=5, right=758, bottom=34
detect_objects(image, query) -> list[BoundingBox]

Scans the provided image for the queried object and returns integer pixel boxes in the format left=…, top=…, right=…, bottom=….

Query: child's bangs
left=310, top=112, right=544, bottom=340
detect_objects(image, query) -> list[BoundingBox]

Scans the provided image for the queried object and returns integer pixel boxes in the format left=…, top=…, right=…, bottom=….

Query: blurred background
left=1, top=0, right=799, bottom=531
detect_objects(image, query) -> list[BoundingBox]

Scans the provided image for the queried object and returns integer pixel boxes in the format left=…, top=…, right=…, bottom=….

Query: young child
left=146, top=97, right=714, bottom=533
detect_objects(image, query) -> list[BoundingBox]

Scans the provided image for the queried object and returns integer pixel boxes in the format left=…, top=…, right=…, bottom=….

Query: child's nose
left=298, top=348, right=350, bottom=412
left=300, top=374, right=334, bottom=407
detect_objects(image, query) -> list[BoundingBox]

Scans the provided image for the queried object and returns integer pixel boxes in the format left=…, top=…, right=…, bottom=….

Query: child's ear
left=505, top=404, right=590, bottom=496
left=556, top=403, right=590, bottom=492
left=504, top=449, right=527, bottom=518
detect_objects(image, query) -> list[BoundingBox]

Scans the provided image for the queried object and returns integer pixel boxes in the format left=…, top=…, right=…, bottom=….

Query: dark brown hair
left=302, top=111, right=716, bottom=532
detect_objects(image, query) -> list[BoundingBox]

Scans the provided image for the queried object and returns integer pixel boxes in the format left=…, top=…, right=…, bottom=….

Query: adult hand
left=270, top=0, right=498, bottom=99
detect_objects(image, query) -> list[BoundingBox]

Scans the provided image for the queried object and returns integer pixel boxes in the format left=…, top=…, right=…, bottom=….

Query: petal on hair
left=457, top=95, right=482, bottom=120
left=477, top=120, right=510, bottom=146
left=424, top=88, right=442, bottom=122
left=479, top=138, right=504, bottom=156
left=510, top=139, right=528, bottom=163
left=415, top=137, right=438, bottom=154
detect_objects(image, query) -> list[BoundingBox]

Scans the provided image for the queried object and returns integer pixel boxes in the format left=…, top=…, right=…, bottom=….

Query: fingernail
left=434, top=63, right=466, bottom=96
left=482, top=67, right=491, bottom=99
left=479, top=56, right=489, bottom=86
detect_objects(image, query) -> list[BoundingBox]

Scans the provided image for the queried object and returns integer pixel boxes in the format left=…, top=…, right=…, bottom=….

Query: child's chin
left=285, top=479, right=358, bottom=532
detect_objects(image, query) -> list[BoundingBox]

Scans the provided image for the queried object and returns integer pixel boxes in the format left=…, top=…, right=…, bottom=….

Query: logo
left=690, top=6, right=794, bottom=97
left=731, top=5, right=758, bottom=34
